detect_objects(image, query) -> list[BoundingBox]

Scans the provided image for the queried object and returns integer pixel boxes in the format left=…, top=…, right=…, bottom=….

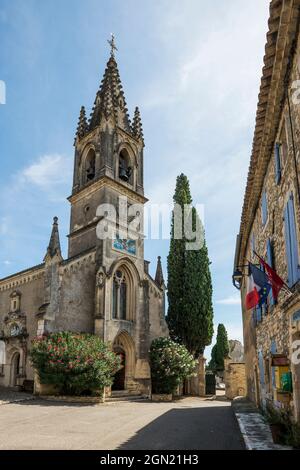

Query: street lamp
left=232, top=264, right=253, bottom=290
left=232, top=269, right=243, bottom=290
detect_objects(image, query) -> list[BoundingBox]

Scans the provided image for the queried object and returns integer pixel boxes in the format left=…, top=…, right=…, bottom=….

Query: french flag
left=245, top=263, right=270, bottom=310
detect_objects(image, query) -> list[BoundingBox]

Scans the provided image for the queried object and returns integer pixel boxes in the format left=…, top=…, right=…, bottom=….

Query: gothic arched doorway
left=112, top=331, right=135, bottom=391
left=112, top=347, right=126, bottom=390
left=10, top=352, right=20, bottom=387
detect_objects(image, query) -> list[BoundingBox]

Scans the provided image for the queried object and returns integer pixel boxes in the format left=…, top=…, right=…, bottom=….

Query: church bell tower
left=68, top=36, right=146, bottom=264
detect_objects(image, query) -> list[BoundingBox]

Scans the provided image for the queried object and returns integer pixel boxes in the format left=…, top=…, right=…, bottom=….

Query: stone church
left=0, top=44, right=168, bottom=394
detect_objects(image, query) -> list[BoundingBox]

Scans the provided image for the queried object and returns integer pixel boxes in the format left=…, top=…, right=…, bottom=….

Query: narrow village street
left=0, top=391, right=245, bottom=450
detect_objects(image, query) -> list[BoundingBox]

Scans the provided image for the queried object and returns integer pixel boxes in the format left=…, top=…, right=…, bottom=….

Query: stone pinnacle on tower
left=44, top=217, right=62, bottom=260
left=75, top=106, right=88, bottom=140
left=132, top=106, right=144, bottom=142
left=155, top=256, right=165, bottom=288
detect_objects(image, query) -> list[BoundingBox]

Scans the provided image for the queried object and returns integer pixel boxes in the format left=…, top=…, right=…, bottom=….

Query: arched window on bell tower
left=112, top=270, right=128, bottom=320
left=118, top=149, right=132, bottom=185
left=120, top=280, right=127, bottom=320
left=84, top=148, right=96, bottom=183
left=112, top=278, right=119, bottom=319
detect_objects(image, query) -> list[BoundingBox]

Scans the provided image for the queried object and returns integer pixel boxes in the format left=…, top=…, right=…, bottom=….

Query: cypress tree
left=208, top=324, right=229, bottom=372
left=167, top=174, right=192, bottom=345
left=167, top=174, right=214, bottom=357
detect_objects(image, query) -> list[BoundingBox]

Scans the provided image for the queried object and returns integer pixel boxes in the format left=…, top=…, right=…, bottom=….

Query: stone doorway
left=10, top=352, right=20, bottom=387
left=112, top=331, right=135, bottom=391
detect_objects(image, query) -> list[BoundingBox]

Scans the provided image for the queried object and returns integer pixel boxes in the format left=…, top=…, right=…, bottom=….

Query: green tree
left=149, top=337, right=197, bottom=394
left=30, top=332, right=121, bottom=396
left=208, top=324, right=229, bottom=372
left=167, top=174, right=214, bottom=357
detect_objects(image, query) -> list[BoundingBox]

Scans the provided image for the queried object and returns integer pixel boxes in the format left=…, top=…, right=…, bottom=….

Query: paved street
left=0, top=392, right=245, bottom=450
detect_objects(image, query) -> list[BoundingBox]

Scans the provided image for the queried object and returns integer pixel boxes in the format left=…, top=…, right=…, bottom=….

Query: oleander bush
left=30, top=332, right=121, bottom=396
left=150, top=337, right=197, bottom=395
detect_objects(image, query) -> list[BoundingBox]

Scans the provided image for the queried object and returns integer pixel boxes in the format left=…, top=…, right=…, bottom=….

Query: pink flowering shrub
left=150, top=337, right=197, bottom=394
left=30, top=332, right=121, bottom=396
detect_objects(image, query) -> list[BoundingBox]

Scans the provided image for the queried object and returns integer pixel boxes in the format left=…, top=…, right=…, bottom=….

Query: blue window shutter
left=284, top=202, right=293, bottom=287
left=256, top=305, right=262, bottom=322
left=262, top=191, right=268, bottom=225
left=258, top=351, right=265, bottom=386
left=288, top=194, right=300, bottom=285
left=275, top=143, right=281, bottom=184
left=267, top=239, right=275, bottom=305
left=270, top=340, right=277, bottom=355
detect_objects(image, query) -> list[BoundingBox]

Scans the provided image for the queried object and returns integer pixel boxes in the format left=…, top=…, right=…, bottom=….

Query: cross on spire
left=107, top=33, right=118, bottom=57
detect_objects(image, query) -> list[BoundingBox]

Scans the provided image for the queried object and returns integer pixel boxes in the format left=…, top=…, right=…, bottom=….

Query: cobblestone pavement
left=0, top=395, right=245, bottom=450
left=0, top=387, right=34, bottom=406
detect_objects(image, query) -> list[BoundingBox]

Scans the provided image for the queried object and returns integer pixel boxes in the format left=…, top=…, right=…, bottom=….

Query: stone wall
left=187, top=356, right=206, bottom=397
left=224, top=359, right=246, bottom=400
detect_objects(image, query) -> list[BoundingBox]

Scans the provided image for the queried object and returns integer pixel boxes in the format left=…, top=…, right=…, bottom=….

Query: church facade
left=0, top=47, right=168, bottom=395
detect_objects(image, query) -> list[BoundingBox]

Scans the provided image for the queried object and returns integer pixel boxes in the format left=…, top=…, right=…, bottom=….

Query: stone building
left=234, top=0, right=300, bottom=421
left=0, top=45, right=168, bottom=394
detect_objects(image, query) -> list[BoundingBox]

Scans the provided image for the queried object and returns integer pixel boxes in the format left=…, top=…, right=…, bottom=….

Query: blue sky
left=0, top=0, right=270, bottom=356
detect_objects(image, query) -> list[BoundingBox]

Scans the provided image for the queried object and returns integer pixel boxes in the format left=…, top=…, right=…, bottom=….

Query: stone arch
left=9, top=350, right=21, bottom=387
left=116, top=142, right=137, bottom=188
left=113, top=330, right=136, bottom=390
left=80, top=144, right=97, bottom=185
left=108, top=257, right=141, bottom=282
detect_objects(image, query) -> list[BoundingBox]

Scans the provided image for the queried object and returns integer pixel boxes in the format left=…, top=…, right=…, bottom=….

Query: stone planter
left=40, top=395, right=105, bottom=404
left=34, top=381, right=59, bottom=396
left=151, top=393, right=173, bottom=402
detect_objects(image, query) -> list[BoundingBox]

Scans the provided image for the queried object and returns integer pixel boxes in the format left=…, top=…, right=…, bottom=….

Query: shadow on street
left=118, top=405, right=246, bottom=450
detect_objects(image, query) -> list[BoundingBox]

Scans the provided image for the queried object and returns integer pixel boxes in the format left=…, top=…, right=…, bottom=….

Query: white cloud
left=0, top=154, right=71, bottom=276
left=21, top=154, right=72, bottom=190
left=216, top=295, right=241, bottom=306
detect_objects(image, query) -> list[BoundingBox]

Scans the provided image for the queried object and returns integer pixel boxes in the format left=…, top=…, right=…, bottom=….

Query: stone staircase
left=106, top=390, right=149, bottom=403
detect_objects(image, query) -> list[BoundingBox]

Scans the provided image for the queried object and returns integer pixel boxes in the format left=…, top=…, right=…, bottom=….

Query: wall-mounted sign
left=271, top=354, right=289, bottom=366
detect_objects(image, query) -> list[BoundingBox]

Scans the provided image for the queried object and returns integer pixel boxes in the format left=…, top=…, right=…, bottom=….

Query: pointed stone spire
left=89, top=54, right=131, bottom=132
left=132, top=106, right=144, bottom=141
left=76, top=106, right=88, bottom=140
left=155, top=256, right=165, bottom=288
left=45, top=217, right=62, bottom=260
